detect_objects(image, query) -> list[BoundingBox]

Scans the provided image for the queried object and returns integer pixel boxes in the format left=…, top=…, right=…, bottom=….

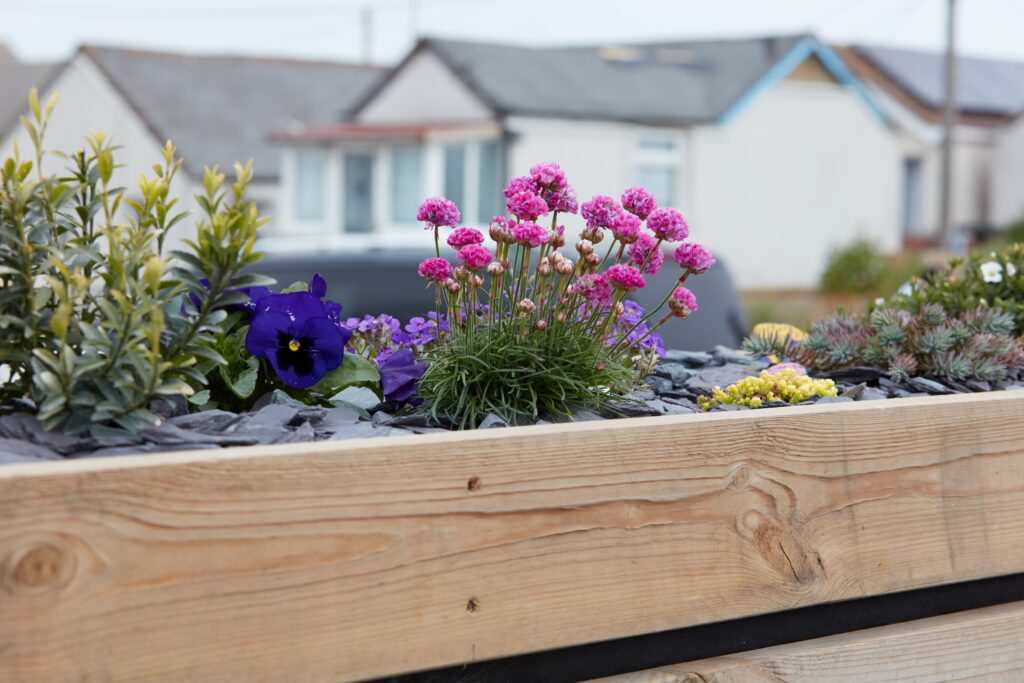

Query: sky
left=3, top=0, right=1024, bottom=66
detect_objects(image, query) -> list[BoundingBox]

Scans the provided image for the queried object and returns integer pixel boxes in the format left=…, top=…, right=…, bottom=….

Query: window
left=444, top=144, right=467, bottom=210
left=477, top=140, right=503, bottom=223
left=390, top=146, right=423, bottom=224
left=637, top=165, right=675, bottom=206
left=344, top=153, right=374, bottom=233
left=636, top=135, right=678, bottom=206
left=294, top=148, right=326, bottom=221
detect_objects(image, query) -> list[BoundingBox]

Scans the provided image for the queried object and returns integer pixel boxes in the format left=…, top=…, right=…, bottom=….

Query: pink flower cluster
left=418, top=256, right=453, bottom=283
left=413, top=163, right=714, bottom=363
left=621, top=187, right=657, bottom=220
left=673, top=242, right=716, bottom=274
left=416, top=196, right=460, bottom=230
left=457, top=244, right=492, bottom=270
left=647, top=207, right=689, bottom=242
left=606, top=264, right=646, bottom=292
left=447, top=227, right=485, bottom=248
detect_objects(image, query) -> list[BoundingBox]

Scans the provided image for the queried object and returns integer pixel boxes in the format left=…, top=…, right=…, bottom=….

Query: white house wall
left=0, top=54, right=198, bottom=251
left=357, top=50, right=494, bottom=124
left=992, top=115, right=1024, bottom=227
left=689, top=80, right=901, bottom=290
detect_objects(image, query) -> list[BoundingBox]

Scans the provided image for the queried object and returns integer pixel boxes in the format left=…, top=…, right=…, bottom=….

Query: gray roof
left=413, top=34, right=810, bottom=124
left=854, top=44, right=1024, bottom=117
left=0, top=61, right=62, bottom=140
left=83, top=46, right=387, bottom=180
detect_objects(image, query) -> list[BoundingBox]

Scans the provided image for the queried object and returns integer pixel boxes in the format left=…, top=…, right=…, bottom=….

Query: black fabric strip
left=375, top=572, right=1024, bottom=683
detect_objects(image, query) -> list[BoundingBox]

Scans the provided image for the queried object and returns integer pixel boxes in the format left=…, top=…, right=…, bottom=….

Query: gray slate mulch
left=2, top=344, right=1022, bottom=464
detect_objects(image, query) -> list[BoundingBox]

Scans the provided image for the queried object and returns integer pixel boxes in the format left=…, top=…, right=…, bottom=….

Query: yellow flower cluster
left=698, top=368, right=837, bottom=410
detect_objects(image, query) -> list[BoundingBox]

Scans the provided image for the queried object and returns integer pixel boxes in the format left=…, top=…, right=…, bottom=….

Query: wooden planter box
left=2, top=392, right=1024, bottom=682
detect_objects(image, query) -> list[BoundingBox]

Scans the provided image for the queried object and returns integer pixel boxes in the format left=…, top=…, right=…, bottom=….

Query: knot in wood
left=6, top=542, right=74, bottom=592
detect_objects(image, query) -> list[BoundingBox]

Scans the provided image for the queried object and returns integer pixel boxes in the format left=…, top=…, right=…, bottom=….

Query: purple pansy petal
left=308, top=273, right=327, bottom=299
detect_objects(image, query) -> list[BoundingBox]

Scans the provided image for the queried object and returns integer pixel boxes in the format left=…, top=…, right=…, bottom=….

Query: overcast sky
left=3, top=0, right=1024, bottom=65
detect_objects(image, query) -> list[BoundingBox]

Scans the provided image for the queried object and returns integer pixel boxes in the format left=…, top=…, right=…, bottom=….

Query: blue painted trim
left=717, top=37, right=889, bottom=127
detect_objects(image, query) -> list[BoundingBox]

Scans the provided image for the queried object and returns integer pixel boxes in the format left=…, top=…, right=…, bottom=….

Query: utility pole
left=938, top=0, right=957, bottom=250
left=361, top=6, right=373, bottom=65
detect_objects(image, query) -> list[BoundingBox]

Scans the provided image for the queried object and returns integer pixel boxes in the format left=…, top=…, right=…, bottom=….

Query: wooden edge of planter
left=0, top=391, right=1015, bottom=478
left=585, top=600, right=1024, bottom=682
left=1, top=391, right=1023, bottom=682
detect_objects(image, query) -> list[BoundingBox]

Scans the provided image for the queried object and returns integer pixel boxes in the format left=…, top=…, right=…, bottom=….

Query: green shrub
left=887, top=244, right=1024, bottom=332
left=0, top=89, right=271, bottom=433
left=819, top=239, right=891, bottom=294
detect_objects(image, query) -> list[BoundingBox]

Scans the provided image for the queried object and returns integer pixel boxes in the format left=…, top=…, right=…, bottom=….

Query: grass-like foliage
left=419, top=313, right=635, bottom=428
left=0, top=89, right=271, bottom=433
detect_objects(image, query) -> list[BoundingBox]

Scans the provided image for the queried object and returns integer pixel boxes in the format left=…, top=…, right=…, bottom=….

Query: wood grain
left=588, top=600, right=1024, bottom=682
left=1, top=393, right=1023, bottom=682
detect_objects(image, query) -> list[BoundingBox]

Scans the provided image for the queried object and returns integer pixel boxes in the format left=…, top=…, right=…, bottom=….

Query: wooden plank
left=0, top=392, right=1023, bottom=682
left=588, top=600, right=1024, bottom=682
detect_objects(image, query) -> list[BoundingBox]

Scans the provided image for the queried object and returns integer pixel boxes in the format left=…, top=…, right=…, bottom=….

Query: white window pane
left=477, top=140, right=503, bottom=223
left=443, top=144, right=466, bottom=210
left=390, top=147, right=423, bottom=223
left=294, top=148, right=326, bottom=221
left=638, top=165, right=675, bottom=206
left=638, top=137, right=675, bottom=151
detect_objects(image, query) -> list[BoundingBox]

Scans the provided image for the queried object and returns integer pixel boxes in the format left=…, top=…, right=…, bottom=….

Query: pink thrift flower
left=605, top=264, right=646, bottom=291
left=457, top=244, right=492, bottom=271
left=489, top=216, right=515, bottom=243
left=511, top=221, right=550, bottom=248
left=621, top=187, right=657, bottom=220
left=609, top=211, right=642, bottom=244
left=669, top=287, right=698, bottom=318
left=417, top=257, right=453, bottom=283
left=647, top=207, right=689, bottom=242
left=573, top=273, right=612, bottom=308
left=628, top=233, right=664, bottom=275
left=503, top=175, right=539, bottom=199
left=580, top=195, right=622, bottom=230
left=529, top=162, right=567, bottom=191
left=541, top=185, right=579, bottom=214
left=447, top=227, right=485, bottom=249
left=767, top=362, right=807, bottom=376
left=416, top=196, right=460, bottom=229
left=673, top=242, right=716, bottom=274
left=507, top=190, right=549, bottom=221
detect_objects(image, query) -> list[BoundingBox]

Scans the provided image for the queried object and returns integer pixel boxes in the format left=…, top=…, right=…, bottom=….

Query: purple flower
left=580, top=195, right=622, bottom=230
left=628, top=233, right=664, bottom=275
left=447, top=227, right=485, bottom=248
left=378, top=348, right=428, bottom=405
left=417, top=196, right=460, bottom=229
left=507, top=190, right=549, bottom=221
left=404, top=312, right=449, bottom=346
left=504, top=175, right=539, bottom=198
left=246, top=292, right=351, bottom=389
left=647, top=207, right=689, bottom=242
left=529, top=162, right=567, bottom=191
left=614, top=300, right=665, bottom=356
left=609, top=212, right=642, bottom=244
left=621, top=187, right=657, bottom=220
left=511, top=221, right=549, bottom=248
left=605, top=264, right=646, bottom=291
left=418, top=257, right=453, bottom=283
left=672, top=242, right=716, bottom=274
left=457, top=244, right=492, bottom=270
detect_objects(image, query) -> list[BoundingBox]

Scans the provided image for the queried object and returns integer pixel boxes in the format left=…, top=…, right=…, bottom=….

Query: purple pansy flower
left=378, top=348, right=428, bottom=405
left=246, top=291, right=351, bottom=389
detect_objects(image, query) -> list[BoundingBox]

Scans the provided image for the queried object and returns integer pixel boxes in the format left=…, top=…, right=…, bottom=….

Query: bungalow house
left=838, top=44, right=1024, bottom=241
left=270, top=34, right=902, bottom=290
left=0, top=45, right=386, bottom=242
left=992, top=111, right=1024, bottom=228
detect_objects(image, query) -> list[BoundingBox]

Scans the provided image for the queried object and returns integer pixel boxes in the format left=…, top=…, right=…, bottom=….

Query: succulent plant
left=744, top=304, right=1024, bottom=384
left=697, top=368, right=837, bottom=410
